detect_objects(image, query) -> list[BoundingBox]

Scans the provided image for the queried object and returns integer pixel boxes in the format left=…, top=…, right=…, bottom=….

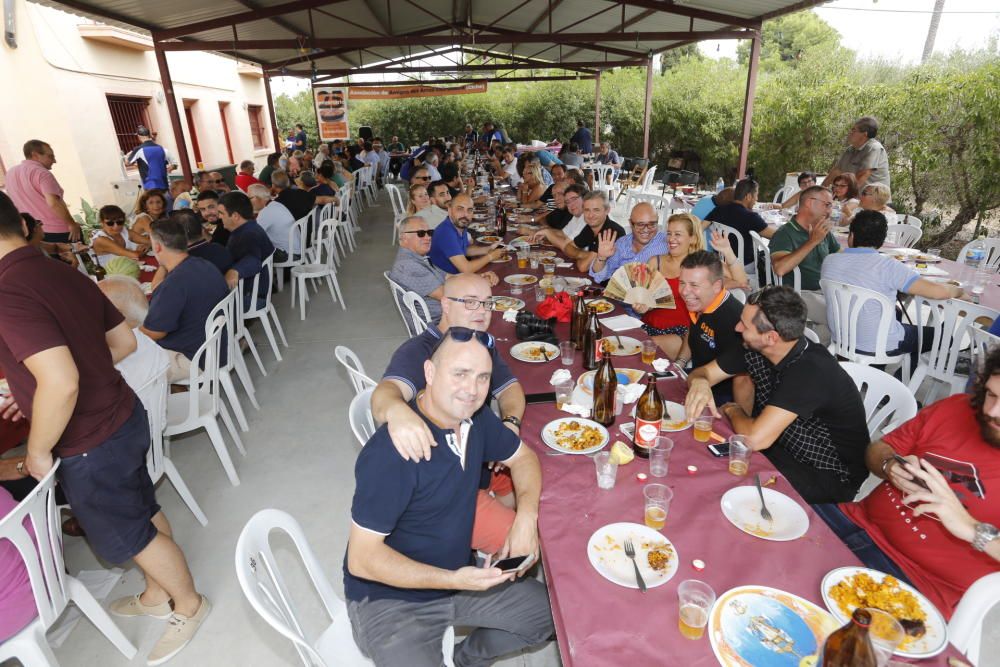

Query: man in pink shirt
left=4, top=140, right=81, bottom=243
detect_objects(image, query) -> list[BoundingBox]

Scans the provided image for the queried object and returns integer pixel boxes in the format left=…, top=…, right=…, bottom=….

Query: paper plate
left=820, top=566, right=948, bottom=659
left=587, top=523, right=679, bottom=589
left=541, top=417, right=609, bottom=455
left=510, top=341, right=559, bottom=363
left=710, top=585, right=838, bottom=667
left=490, top=253, right=512, bottom=264
left=490, top=296, right=524, bottom=312
left=577, top=368, right=646, bottom=396
left=720, top=487, right=809, bottom=542
left=504, top=274, right=539, bottom=286
left=604, top=335, right=640, bottom=356
left=540, top=276, right=591, bottom=290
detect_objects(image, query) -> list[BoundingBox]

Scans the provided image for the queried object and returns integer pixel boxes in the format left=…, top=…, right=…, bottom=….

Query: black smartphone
left=493, top=555, right=531, bottom=573
left=650, top=370, right=679, bottom=380
left=893, top=454, right=930, bottom=490
left=707, top=443, right=730, bottom=458
left=525, top=392, right=557, bottom=404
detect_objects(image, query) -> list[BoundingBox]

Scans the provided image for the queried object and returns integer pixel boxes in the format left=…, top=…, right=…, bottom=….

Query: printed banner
left=347, top=82, right=488, bottom=99
left=314, top=86, right=349, bottom=141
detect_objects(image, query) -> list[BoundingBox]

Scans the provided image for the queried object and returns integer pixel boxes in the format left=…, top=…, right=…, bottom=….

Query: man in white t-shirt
left=98, top=276, right=171, bottom=394
left=529, top=184, right=587, bottom=250
left=247, top=183, right=298, bottom=261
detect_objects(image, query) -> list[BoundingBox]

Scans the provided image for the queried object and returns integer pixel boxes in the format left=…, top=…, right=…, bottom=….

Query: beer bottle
left=592, top=341, right=617, bottom=427
left=79, top=252, right=105, bottom=281
left=488, top=172, right=495, bottom=195
left=582, top=307, right=602, bottom=371
left=497, top=200, right=507, bottom=237
left=633, top=375, right=663, bottom=458
left=570, top=291, right=587, bottom=350
left=819, top=608, right=877, bottom=667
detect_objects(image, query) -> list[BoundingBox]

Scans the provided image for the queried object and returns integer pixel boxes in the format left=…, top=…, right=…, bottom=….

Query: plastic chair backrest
left=334, top=345, right=376, bottom=396
left=403, top=290, right=432, bottom=335
left=283, top=211, right=310, bottom=260
left=803, top=326, right=820, bottom=344
left=207, top=288, right=239, bottom=375
left=135, top=366, right=170, bottom=482
left=840, top=361, right=917, bottom=438
left=820, top=279, right=905, bottom=366
left=968, top=325, right=1000, bottom=383
left=884, top=223, right=922, bottom=248
left=948, top=571, right=1000, bottom=666
left=235, top=508, right=355, bottom=667
left=386, top=184, right=405, bottom=219
left=0, top=463, right=66, bottom=630
left=911, top=297, right=1000, bottom=396
left=349, top=386, right=377, bottom=447
left=640, top=165, right=657, bottom=190
left=759, top=236, right=802, bottom=293
left=178, top=315, right=226, bottom=424
left=901, top=214, right=922, bottom=229
left=384, top=271, right=416, bottom=338
left=750, top=231, right=772, bottom=286
left=773, top=185, right=795, bottom=204
left=243, top=253, right=277, bottom=318
left=958, top=238, right=1000, bottom=273
left=709, top=221, right=747, bottom=266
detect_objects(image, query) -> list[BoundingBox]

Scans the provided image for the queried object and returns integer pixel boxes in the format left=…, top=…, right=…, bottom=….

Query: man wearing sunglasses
left=347, top=329, right=551, bottom=666
left=374, top=274, right=527, bottom=555
left=389, top=217, right=449, bottom=322
left=685, top=286, right=870, bottom=504
left=590, top=202, right=669, bottom=283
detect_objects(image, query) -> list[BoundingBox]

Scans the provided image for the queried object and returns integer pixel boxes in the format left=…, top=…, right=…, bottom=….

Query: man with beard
left=684, top=286, right=870, bottom=504
left=812, top=346, right=1000, bottom=618
left=428, top=194, right=506, bottom=275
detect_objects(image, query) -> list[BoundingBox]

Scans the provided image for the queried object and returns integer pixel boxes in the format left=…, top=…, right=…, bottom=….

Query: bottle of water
left=830, top=200, right=843, bottom=224
left=965, top=236, right=988, bottom=297
left=715, top=177, right=724, bottom=193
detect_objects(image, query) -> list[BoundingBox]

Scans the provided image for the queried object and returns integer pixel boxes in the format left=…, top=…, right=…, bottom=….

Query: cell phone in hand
left=492, top=553, right=535, bottom=573
left=892, top=454, right=930, bottom=490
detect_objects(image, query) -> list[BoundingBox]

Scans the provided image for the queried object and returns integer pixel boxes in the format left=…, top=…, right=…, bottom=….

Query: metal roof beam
left=613, top=1, right=760, bottom=30
left=153, top=0, right=347, bottom=41
left=292, top=59, right=630, bottom=76
left=319, top=75, right=595, bottom=84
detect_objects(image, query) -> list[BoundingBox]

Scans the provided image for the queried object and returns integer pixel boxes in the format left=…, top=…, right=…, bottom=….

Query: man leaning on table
left=813, top=345, right=1000, bottom=618
left=685, top=286, right=871, bottom=504
left=372, top=274, right=527, bottom=556
left=428, top=194, right=506, bottom=279
left=346, top=329, right=552, bottom=666
left=589, top=202, right=669, bottom=283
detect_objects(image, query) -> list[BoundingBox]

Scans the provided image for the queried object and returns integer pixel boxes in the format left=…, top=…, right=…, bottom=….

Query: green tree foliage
left=274, top=91, right=318, bottom=145
left=737, top=11, right=844, bottom=68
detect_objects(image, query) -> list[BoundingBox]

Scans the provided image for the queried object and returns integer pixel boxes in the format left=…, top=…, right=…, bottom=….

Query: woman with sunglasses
left=92, top=204, right=148, bottom=265
left=128, top=189, right=166, bottom=245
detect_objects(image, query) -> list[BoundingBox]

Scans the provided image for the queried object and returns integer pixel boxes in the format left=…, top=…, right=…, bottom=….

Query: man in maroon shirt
left=0, top=192, right=209, bottom=665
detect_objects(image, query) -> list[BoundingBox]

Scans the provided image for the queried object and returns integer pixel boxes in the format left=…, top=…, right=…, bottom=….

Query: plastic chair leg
left=268, top=305, right=289, bottom=347
left=326, top=274, right=346, bottom=310
left=203, top=418, right=241, bottom=486
left=162, top=458, right=208, bottom=526
left=1, top=623, right=62, bottom=667
left=241, top=329, right=266, bottom=376
left=219, top=371, right=250, bottom=432
left=66, top=577, right=138, bottom=659
left=298, top=276, right=308, bottom=320
left=218, top=403, right=246, bottom=456
left=232, top=352, right=260, bottom=410
left=258, top=314, right=283, bottom=362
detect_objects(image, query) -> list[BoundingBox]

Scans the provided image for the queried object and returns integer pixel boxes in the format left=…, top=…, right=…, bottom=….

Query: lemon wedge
left=609, top=441, right=634, bottom=465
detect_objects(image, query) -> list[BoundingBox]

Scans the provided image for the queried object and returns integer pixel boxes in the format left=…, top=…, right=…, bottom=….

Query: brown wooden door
left=219, top=102, right=234, bottom=164
left=184, top=103, right=202, bottom=166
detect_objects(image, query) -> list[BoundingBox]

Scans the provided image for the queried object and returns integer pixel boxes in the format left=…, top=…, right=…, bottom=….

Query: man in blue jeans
left=0, top=192, right=208, bottom=665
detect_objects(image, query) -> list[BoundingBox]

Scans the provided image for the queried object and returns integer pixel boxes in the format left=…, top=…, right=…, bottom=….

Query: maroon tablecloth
left=483, top=235, right=962, bottom=666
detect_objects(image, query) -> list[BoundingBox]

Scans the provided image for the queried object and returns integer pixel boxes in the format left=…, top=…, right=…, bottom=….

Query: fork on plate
left=623, top=538, right=647, bottom=592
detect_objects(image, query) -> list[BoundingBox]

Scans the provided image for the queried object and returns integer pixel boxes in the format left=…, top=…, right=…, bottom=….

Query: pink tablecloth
left=483, top=236, right=962, bottom=666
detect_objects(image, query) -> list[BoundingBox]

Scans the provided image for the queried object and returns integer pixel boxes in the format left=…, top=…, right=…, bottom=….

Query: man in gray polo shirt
left=823, top=115, right=890, bottom=190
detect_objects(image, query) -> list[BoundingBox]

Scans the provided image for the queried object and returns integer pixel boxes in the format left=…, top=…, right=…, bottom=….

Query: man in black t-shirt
left=271, top=169, right=316, bottom=221
left=685, top=286, right=870, bottom=504
left=565, top=191, right=625, bottom=272
left=705, top=178, right=775, bottom=267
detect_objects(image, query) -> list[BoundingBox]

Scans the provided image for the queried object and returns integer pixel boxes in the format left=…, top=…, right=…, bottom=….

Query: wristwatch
left=502, top=416, right=522, bottom=428
left=16, top=460, right=26, bottom=477
left=972, top=522, right=999, bottom=552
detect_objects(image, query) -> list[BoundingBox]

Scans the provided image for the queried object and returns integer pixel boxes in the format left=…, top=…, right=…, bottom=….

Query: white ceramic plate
left=914, top=265, right=948, bottom=277
left=604, top=335, right=640, bottom=355
left=720, top=486, right=809, bottom=542
left=510, top=341, right=558, bottom=363
left=820, top=566, right=948, bottom=659
left=541, top=417, right=609, bottom=455
left=504, top=274, right=538, bottom=286
left=478, top=235, right=502, bottom=244
left=577, top=368, right=646, bottom=396
left=587, top=522, right=679, bottom=589
left=539, top=276, right=591, bottom=290
left=629, top=400, right=690, bottom=432
left=490, top=296, right=524, bottom=312
left=587, top=298, right=616, bottom=315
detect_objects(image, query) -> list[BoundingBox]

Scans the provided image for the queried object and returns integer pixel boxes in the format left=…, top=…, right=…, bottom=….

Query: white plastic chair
left=349, top=386, right=377, bottom=447
left=242, top=254, right=289, bottom=366
left=709, top=221, right=747, bottom=267
left=968, top=324, right=1000, bottom=383
left=385, top=184, right=407, bottom=245
left=235, top=509, right=455, bottom=667
left=839, top=361, right=917, bottom=439
left=773, top=185, right=795, bottom=204
left=949, top=571, right=1000, bottom=666
left=591, top=164, right=617, bottom=199
left=0, top=463, right=138, bottom=666
left=803, top=326, right=820, bottom=343
left=900, top=214, right=922, bottom=229
left=334, top=346, right=376, bottom=397
left=403, top=290, right=432, bottom=335
left=884, top=223, right=922, bottom=248
left=821, top=279, right=910, bottom=379
left=274, top=212, right=312, bottom=292
left=959, top=238, right=1000, bottom=273
left=165, top=315, right=245, bottom=486
left=384, top=271, right=416, bottom=338
left=907, top=297, right=1000, bottom=402
left=754, top=231, right=802, bottom=293
left=291, top=220, right=346, bottom=320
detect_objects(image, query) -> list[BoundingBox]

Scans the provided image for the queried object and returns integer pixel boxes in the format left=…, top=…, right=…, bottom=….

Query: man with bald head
left=99, top=276, right=170, bottom=397
left=428, top=193, right=506, bottom=275
left=373, top=273, right=528, bottom=555
left=590, top=201, right=669, bottom=283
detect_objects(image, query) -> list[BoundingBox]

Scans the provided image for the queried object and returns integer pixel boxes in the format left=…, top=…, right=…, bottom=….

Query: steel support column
left=152, top=44, right=192, bottom=183
left=262, top=73, right=281, bottom=152
left=737, top=34, right=761, bottom=179
left=594, top=71, right=602, bottom=146
left=642, top=56, right=653, bottom=160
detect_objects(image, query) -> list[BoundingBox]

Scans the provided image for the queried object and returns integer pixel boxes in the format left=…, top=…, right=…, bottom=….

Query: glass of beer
left=641, top=339, right=657, bottom=364
left=554, top=379, right=574, bottom=410
left=516, top=247, right=529, bottom=268
left=728, top=435, right=752, bottom=476
left=677, top=580, right=715, bottom=640
left=642, top=483, right=672, bottom=530
left=692, top=408, right=714, bottom=442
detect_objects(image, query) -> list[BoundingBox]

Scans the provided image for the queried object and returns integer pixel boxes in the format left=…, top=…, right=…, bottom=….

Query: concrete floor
left=22, top=190, right=1000, bottom=667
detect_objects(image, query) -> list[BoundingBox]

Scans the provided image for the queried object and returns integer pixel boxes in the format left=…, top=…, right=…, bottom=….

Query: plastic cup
left=642, top=483, right=672, bottom=530
left=649, top=437, right=674, bottom=478
left=865, top=608, right=905, bottom=666
left=543, top=262, right=556, bottom=277
left=728, top=435, right=752, bottom=476
left=509, top=282, right=523, bottom=296
left=641, top=339, right=657, bottom=364
left=529, top=252, right=540, bottom=269
left=927, top=247, right=941, bottom=258
left=594, top=451, right=618, bottom=490
left=534, top=285, right=546, bottom=302
left=693, top=408, right=714, bottom=442
left=677, top=580, right=715, bottom=640
left=516, top=247, right=529, bottom=268
left=554, top=379, right=575, bottom=409
left=559, top=341, right=575, bottom=365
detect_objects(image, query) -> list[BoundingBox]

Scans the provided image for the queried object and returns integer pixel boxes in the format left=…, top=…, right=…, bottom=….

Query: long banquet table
left=479, top=231, right=963, bottom=666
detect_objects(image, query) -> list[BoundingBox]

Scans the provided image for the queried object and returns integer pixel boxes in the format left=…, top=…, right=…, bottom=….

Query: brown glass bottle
left=488, top=172, right=496, bottom=195
left=497, top=200, right=507, bottom=237
left=581, top=308, right=602, bottom=370
left=632, top=375, right=663, bottom=458
left=591, top=341, right=617, bottom=427
left=570, top=291, right=587, bottom=350
left=79, top=253, right=105, bottom=281
left=819, top=608, right=877, bottom=667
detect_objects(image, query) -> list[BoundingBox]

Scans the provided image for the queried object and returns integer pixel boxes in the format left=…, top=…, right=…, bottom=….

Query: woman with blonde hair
left=518, top=162, right=546, bottom=208
left=844, top=181, right=896, bottom=224
left=405, top=183, right=431, bottom=216
left=129, top=188, right=166, bottom=245
left=634, top=212, right=747, bottom=358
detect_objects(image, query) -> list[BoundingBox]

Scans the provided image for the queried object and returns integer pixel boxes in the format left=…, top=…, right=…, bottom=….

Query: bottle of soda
left=582, top=307, right=602, bottom=371
left=592, top=341, right=617, bottom=427
left=633, top=375, right=663, bottom=458
left=819, top=608, right=877, bottom=667
left=570, top=291, right=587, bottom=349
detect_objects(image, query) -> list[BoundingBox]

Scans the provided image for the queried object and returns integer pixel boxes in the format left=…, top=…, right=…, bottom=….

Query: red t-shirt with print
left=840, top=394, right=1000, bottom=617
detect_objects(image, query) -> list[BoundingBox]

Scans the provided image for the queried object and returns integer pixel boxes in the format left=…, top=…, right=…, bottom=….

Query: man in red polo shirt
left=0, top=192, right=209, bottom=665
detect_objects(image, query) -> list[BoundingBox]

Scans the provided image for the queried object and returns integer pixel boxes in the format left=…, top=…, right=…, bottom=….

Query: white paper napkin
left=503, top=309, right=518, bottom=323
left=652, top=358, right=669, bottom=372
left=617, top=383, right=645, bottom=404
left=549, top=369, right=572, bottom=385
left=559, top=402, right=591, bottom=418
left=600, top=314, right=644, bottom=331
left=556, top=261, right=573, bottom=268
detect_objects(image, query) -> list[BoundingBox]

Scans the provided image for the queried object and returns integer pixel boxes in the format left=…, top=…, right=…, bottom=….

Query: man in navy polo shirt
left=346, top=330, right=551, bottom=666
left=428, top=194, right=505, bottom=275
left=142, top=217, right=229, bottom=381
left=218, top=191, right=275, bottom=310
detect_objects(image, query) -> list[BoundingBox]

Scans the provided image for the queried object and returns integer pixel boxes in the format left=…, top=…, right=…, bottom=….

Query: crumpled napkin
left=559, top=403, right=591, bottom=417
left=652, top=358, right=670, bottom=373
left=549, top=369, right=572, bottom=385
left=617, top=383, right=645, bottom=404
left=536, top=292, right=573, bottom=323
left=556, top=261, right=573, bottom=268
left=503, top=309, right=518, bottom=323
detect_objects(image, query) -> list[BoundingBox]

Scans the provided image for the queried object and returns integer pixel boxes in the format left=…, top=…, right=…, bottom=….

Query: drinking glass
left=516, top=247, right=529, bottom=269
left=728, top=435, right=752, bottom=476
left=543, top=262, right=556, bottom=277
left=554, top=379, right=575, bottom=409
left=649, top=437, right=673, bottom=478
left=692, top=408, right=714, bottom=442
left=594, top=452, right=618, bottom=490
left=641, top=340, right=657, bottom=364
left=529, top=252, right=540, bottom=270
left=534, top=285, right=546, bottom=302
left=642, top=483, right=672, bottom=530
left=865, top=608, right=905, bottom=666
left=558, top=341, right=575, bottom=365
left=677, top=580, right=716, bottom=640
left=927, top=247, right=941, bottom=259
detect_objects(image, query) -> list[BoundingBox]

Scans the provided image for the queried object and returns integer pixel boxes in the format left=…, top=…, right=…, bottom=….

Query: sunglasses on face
left=402, top=229, right=434, bottom=238
left=104, top=218, right=126, bottom=226
left=443, top=325, right=496, bottom=347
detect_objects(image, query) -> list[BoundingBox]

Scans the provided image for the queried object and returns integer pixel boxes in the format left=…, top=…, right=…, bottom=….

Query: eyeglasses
left=447, top=297, right=495, bottom=312
left=402, top=229, right=434, bottom=238
left=630, top=221, right=659, bottom=229
left=214, top=179, right=225, bottom=183
left=104, top=218, right=126, bottom=226
left=832, top=182, right=848, bottom=188
left=564, top=195, right=581, bottom=203
left=441, top=326, right=495, bottom=348
left=413, top=176, right=431, bottom=181
left=804, top=197, right=833, bottom=209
